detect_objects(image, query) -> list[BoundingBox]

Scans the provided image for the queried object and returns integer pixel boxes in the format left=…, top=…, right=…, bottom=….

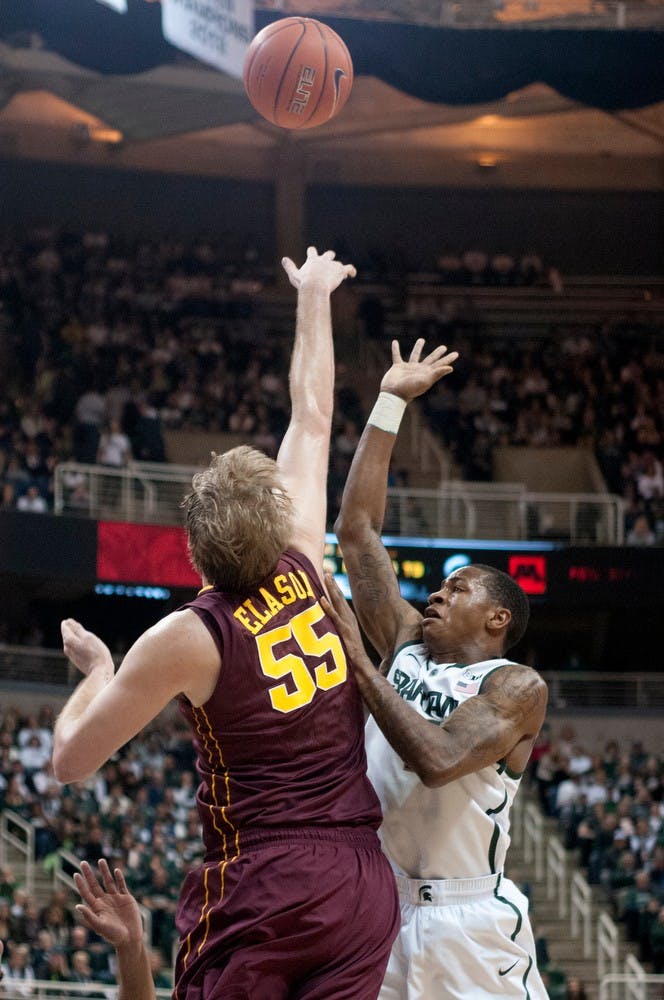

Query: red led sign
left=508, top=554, right=547, bottom=595
left=97, top=522, right=200, bottom=588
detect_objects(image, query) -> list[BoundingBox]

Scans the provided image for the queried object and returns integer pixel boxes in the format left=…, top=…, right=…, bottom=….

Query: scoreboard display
left=322, top=535, right=663, bottom=608
left=0, top=512, right=660, bottom=609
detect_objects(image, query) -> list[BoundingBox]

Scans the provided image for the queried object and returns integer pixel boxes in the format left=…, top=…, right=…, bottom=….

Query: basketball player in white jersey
left=324, top=338, right=549, bottom=1000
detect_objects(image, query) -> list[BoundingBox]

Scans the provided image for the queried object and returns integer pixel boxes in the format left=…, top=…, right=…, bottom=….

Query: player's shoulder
left=143, top=607, right=214, bottom=651
left=483, top=660, right=548, bottom=702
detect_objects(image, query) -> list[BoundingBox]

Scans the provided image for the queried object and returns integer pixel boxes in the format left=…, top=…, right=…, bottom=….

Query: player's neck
left=429, top=640, right=503, bottom=666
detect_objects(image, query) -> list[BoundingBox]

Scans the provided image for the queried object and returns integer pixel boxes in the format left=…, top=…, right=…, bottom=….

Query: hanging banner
left=162, top=0, right=254, bottom=78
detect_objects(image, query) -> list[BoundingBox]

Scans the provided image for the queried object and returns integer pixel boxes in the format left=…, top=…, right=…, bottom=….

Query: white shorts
left=380, top=872, right=549, bottom=1000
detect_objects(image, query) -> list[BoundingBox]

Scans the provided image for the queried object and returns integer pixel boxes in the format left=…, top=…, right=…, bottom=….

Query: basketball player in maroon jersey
left=53, top=248, right=400, bottom=999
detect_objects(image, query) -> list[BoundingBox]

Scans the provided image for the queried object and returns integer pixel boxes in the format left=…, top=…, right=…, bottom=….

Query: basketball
left=242, top=17, right=354, bottom=131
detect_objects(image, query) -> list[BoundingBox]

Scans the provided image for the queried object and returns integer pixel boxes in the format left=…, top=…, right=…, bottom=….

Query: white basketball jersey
left=366, top=643, right=522, bottom=880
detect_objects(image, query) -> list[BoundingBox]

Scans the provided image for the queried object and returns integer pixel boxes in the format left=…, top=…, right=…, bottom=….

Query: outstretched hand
left=281, top=246, right=356, bottom=294
left=380, top=338, right=458, bottom=403
left=61, top=619, right=114, bottom=678
left=74, top=860, right=144, bottom=949
left=321, top=574, right=370, bottom=671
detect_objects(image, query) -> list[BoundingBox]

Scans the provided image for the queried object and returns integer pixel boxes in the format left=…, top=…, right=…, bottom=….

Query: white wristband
left=368, top=392, right=407, bottom=435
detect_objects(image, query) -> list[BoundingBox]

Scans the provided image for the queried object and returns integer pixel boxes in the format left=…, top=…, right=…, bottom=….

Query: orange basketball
left=243, top=17, right=353, bottom=130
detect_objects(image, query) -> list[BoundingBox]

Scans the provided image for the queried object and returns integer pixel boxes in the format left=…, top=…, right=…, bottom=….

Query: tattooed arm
left=322, top=574, right=548, bottom=785
left=334, top=339, right=457, bottom=660
left=334, top=425, right=421, bottom=660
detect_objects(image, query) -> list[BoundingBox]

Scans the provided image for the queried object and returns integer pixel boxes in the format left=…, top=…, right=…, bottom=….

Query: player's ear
left=487, top=606, right=511, bottom=636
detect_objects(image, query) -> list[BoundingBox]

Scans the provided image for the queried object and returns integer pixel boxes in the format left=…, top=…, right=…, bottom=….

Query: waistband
left=395, top=871, right=503, bottom=905
left=207, top=824, right=381, bottom=857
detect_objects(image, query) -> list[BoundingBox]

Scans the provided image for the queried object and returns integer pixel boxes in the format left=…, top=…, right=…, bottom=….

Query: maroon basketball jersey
left=178, top=549, right=381, bottom=857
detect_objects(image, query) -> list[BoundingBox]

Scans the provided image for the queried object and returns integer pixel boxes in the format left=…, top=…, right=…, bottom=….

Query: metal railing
left=542, top=672, right=664, bottom=710
left=522, top=801, right=544, bottom=881
left=54, top=461, right=625, bottom=543
left=0, top=980, right=172, bottom=999
left=600, top=968, right=664, bottom=1000
left=516, top=799, right=636, bottom=994
left=384, top=484, right=624, bottom=543
left=0, top=809, right=35, bottom=897
left=54, top=461, right=194, bottom=526
left=546, top=834, right=567, bottom=918
left=0, top=642, right=73, bottom=686
left=571, top=870, right=593, bottom=958
left=598, top=910, right=620, bottom=984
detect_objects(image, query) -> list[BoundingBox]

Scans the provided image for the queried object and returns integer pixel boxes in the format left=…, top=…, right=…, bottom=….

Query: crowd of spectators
left=0, top=227, right=662, bottom=540
left=534, top=724, right=664, bottom=975
left=432, top=248, right=559, bottom=289
left=0, top=702, right=199, bottom=993
left=414, top=324, right=664, bottom=542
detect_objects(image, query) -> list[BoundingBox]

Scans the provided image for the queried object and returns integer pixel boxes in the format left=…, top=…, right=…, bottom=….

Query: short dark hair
left=472, top=564, right=530, bottom=652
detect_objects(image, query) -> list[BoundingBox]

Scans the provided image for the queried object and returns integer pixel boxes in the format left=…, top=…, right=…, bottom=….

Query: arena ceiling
left=1, top=1, right=663, bottom=190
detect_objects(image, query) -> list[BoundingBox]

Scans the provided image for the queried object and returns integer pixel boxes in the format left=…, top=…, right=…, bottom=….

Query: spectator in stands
left=17, top=735, right=50, bottom=778
left=650, top=906, right=664, bottom=974
left=0, top=942, right=35, bottom=996
left=39, top=900, right=74, bottom=950
left=149, top=948, right=172, bottom=990
left=0, top=899, right=10, bottom=944
left=73, top=388, right=106, bottom=465
left=16, top=485, right=48, bottom=513
left=130, top=398, right=166, bottom=463
left=35, top=947, right=71, bottom=987
left=69, top=949, right=105, bottom=997
left=621, top=869, right=654, bottom=943
left=564, top=977, right=588, bottom=1000
left=97, top=419, right=132, bottom=469
left=626, top=513, right=657, bottom=546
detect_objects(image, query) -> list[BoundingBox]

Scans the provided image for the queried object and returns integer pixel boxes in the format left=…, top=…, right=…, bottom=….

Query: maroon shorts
left=173, top=826, right=399, bottom=1000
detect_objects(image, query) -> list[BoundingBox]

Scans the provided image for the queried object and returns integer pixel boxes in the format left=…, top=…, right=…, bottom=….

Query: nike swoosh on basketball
left=332, top=67, right=346, bottom=109
left=498, top=960, right=519, bottom=976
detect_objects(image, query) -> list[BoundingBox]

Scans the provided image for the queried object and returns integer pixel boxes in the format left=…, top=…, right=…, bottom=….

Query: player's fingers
left=75, top=904, right=98, bottom=932
left=391, top=340, right=403, bottom=364
left=98, top=858, right=117, bottom=894
left=73, top=871, right=98, bottom=907
left=425, top=345, right=448, bottom=362
left=323, top=573, right=346, bottom=611
left=409, top=338, right=425, bottom=363
left=321, top=249, right=336, bottom=260
left=281, top=257, right=297, bottom=280
left=343, top=264, right=357, bottom=279
left=79, top=861, right=103, bottom=897
left=114, top=868, right=129, bottom=895
left=427, top=351, right=459, bottom=371
left=306, top=246, right=318, bottom=258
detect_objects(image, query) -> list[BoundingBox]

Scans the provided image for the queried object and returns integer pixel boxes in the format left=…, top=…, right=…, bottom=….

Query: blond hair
left=183, top=446, right=293, bottom=592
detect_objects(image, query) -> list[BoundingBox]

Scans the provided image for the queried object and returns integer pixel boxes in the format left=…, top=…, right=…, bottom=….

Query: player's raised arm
left=335, top=339, right=458, bottom=660
left=278, top=247, right=356, bottom=575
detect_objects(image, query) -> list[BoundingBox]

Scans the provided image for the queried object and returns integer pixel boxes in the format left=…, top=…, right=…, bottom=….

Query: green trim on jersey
left=522, top=954, right=534, bottom=999
left=486, top=791, right=509, bottom=816
left=488, top=822, right=500, bottom=873
left=494, top=881, right=523, bottom=942
left=497, top=758, right=526, bottom=779
left=478, top=662, right=510, bottom=693
left=505, top=763, right=525, bottom=779
left=390, top=639, right=422, bottom=668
